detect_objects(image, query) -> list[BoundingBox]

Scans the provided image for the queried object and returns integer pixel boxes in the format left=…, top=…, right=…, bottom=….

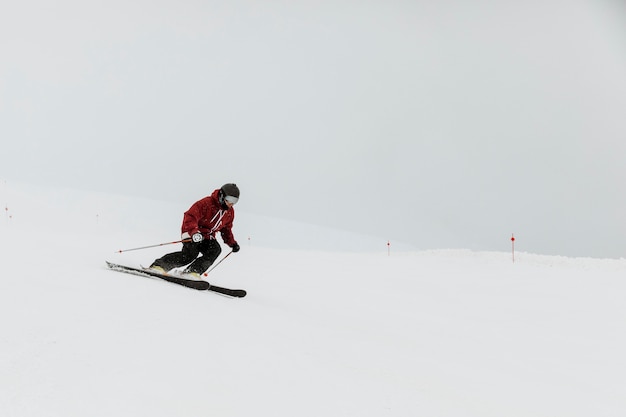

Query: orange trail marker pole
left=511, top=233, right=515, bottom=263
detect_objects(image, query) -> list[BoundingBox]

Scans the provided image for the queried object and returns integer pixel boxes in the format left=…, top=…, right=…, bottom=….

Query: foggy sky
left=1, top=0, right=625, bottom=257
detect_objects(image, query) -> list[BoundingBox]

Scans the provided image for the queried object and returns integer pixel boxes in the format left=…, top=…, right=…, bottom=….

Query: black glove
left=231, top=242, right=240, bottom=253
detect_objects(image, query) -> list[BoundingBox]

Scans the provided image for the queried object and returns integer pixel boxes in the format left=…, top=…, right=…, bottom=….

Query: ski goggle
left=224, top=195, right=239, bottom=205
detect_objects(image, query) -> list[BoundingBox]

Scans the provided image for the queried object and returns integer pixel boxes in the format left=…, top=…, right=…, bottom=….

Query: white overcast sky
left=1, top=0, right=625, bottom=257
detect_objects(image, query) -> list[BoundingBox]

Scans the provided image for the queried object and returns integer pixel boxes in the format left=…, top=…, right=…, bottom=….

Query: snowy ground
left=1, top=181, right=626, bottom=416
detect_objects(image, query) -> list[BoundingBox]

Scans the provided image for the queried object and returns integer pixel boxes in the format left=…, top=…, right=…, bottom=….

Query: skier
left=149, top=183, right=241, bottom=278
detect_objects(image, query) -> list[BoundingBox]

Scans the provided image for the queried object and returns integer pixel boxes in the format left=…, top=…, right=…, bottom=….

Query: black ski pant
left=152, top=239, right=222, bottom=274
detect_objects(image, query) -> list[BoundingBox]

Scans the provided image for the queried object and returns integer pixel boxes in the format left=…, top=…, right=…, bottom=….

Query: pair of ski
left=105, top=261, right=246, bottom=298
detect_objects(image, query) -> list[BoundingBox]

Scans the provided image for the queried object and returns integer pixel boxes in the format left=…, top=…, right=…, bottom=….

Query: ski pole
left=115, top=239, right=191, bottom=254
left=204, top=250, right=234, bottom=276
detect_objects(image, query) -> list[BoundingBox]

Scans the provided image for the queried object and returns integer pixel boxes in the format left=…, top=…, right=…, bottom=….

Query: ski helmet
left=219, top=183, right=240, bottom=206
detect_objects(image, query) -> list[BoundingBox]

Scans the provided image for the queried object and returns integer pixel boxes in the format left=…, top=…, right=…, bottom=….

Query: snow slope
left=1, top=181, right=626, bottom=416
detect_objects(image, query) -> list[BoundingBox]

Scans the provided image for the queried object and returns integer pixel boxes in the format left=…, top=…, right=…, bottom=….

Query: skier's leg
left=150, top=242, right=200, bottom=271
left=184, top=239, right=222, bottom=274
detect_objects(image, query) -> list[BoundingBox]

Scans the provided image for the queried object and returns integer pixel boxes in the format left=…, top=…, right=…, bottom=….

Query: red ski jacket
left=181, top=189, right=237, bottom=246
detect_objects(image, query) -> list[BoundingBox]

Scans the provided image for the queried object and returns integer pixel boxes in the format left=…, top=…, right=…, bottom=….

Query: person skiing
left=149, top=183, right=241, bottom=278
